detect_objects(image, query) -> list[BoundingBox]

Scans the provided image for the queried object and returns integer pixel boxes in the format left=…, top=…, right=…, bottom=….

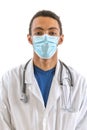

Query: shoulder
left=3, top=64, right=24, bottom=78
left=0, top=64, right=24, bottom=89
left=0, top=59, right=33, bottom=88
left=59, top=60, right=87, bottom=87
left=69, top=66, right=87, bottom=86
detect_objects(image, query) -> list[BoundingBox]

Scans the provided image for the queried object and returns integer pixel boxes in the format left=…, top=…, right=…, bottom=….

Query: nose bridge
left=44, top=29, right=49, bottom=35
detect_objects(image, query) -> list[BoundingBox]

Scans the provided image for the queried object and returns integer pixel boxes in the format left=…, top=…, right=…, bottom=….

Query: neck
left=33, top=52, right=58, bottom=71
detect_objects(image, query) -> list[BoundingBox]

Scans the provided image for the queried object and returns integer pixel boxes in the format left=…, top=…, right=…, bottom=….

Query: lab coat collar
left=25, top=59, right=60, bottom=85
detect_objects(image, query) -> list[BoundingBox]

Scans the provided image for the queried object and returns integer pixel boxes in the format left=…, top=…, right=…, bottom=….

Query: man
left=0, top=10, right=87, bottom=130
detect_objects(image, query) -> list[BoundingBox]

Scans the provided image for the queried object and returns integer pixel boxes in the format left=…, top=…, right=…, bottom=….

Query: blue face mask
left=32, top=34, right=59, bottom=59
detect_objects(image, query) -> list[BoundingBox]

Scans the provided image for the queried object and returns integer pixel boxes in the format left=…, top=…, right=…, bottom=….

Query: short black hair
left=29, top=10, right=63, bottom=35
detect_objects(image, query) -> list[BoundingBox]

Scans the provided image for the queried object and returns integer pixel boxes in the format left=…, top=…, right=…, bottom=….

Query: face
left=27, top=16, right=64, bottom=45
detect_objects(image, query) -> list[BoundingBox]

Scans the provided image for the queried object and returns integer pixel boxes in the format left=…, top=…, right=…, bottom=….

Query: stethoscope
left=20, top=59, right=74, bottom=111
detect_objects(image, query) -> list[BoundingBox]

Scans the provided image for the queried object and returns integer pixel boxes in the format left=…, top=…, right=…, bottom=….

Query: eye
left=34, top=31, right=43, bottom=36
left=49, top=32, right=57, bottom=36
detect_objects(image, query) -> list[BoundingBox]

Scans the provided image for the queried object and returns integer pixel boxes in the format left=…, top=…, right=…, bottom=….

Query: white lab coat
left=0, top=59, right=87, bottom=130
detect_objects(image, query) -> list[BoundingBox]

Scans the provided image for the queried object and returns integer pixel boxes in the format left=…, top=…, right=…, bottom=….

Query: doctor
left=0, top=10, right=87, bottom=130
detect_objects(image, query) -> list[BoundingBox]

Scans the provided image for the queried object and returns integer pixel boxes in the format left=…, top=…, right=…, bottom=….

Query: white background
left=0, top=0, right=87, bottom=80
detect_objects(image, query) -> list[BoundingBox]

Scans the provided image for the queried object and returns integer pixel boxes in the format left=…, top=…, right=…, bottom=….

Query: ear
left=58, top=34, right=64, bottom=45
left=27, top=34, right=33, bottom=45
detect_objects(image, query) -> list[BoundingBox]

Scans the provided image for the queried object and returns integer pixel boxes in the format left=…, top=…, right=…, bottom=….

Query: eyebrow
left=33, top=27, right=59, bottom=31
left=48, top=27, right=59, bottom=30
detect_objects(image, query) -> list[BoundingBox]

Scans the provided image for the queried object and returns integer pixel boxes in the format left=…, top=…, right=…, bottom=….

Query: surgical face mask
left=32, top=34, right=59, bottom=59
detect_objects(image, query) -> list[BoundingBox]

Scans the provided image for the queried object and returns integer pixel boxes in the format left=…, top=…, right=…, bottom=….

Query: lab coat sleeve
left=0, top=74, right=14, bottom=130
left=76, top=78, right=87, bottom=130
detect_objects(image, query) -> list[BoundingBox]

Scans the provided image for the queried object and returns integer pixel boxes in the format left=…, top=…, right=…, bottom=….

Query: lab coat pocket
left=60, top=109, right=79, bottom=130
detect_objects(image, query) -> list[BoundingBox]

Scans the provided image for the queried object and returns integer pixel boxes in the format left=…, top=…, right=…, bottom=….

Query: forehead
left=31, top=16, right=59, bottom=30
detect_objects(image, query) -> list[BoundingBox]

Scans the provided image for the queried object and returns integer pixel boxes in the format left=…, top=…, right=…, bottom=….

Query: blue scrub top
left=34, top=65, right=55, bottom=107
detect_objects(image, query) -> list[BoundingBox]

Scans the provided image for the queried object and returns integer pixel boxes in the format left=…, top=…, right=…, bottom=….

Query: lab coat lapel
left=46, top=60, right=61, bottom=112
left=46, top=78, right=61, bottom=112
left=24, top=59, right=44, bottom=106
left=45, top=60, right=71, bottom=112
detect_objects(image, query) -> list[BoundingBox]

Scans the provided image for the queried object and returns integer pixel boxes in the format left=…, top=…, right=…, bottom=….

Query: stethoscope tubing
left=21, top=59, right=73, bottom=103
